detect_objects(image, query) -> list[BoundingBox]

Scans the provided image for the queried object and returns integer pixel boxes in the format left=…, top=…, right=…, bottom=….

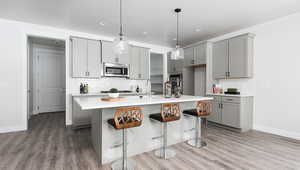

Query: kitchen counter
left=207, top=93, right=254, bottom=97
left=72, top=92, right=147, bottom=97
left=74, top=95, right=213, bottom=164
left=74, top=95, right=213, bottom=110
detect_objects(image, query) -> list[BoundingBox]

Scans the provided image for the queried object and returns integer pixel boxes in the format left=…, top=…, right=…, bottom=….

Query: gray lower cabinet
left=209, top=101, right=222, bottom=123
left=72, top=97, right=96, bottom=128
left=222, top=102, right=240, bottom=128
left=130, top=46, right=150, bottom=79
left=208, top=95, right=253, bottom=132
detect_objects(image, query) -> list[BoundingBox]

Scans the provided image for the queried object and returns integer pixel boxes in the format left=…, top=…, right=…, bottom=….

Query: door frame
left=23, top=33, right=67, bottom=131
left=32, top=44, right=65, bottom=115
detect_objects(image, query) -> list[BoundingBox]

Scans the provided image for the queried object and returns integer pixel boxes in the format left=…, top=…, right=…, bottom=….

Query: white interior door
left=36, top=49, right=65, bottom=113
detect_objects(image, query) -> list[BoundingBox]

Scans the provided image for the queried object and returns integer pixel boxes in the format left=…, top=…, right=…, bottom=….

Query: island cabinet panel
left=91, top=101, right=205, bottom=164
left=129, top=46, right=150, bottom=80
left=71, top=37, right=101, bottom=78
left=208, top=95, right=253, bottom=132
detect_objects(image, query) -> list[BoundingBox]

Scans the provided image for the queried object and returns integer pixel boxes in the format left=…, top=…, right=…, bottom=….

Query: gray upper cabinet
left=228, top=35, right=253, bottom=78
left=212, top=33, right=254, bottom=79
left=194, top=43, right=206, bottom=65
left=130, top=46, right=150, bottom=80
left=184, top=47, right=194, bottom=66
left=102, top=41, right=130, bottom=65
left=168, top=52, right=184, bottom=74
left=72, top=38, right=88, bottom=78
left=212, top=40, right=228, bottom=79
left=101, top=41, right=115, bottom=63
left=184, top=42, right=208, bottom=67
left=87, top=40, right=101, bottom=78
left=72, top=37, right=101, bottom=78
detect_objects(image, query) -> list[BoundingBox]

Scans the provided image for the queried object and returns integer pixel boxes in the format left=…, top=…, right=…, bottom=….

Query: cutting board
left=101, top=97, right=124, bottom=102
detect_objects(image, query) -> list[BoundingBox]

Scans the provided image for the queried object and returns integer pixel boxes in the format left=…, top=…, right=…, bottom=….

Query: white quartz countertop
left=206, top=93, right=254, bottom=97
left=72, top=92, right=146, bottom=97
left=74, top=95, right=213, bottom=110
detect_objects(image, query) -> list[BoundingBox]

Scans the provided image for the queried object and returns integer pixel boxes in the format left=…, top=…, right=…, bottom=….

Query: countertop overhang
left=74, top=95, right=213, bottom=110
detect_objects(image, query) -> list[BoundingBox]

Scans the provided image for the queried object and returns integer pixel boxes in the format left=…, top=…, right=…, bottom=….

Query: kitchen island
left=74, top=95, right=212, bottom=164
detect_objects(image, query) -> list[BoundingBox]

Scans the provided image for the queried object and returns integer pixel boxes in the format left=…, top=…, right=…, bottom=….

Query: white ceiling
left=1, top=0, right=300, bottom=47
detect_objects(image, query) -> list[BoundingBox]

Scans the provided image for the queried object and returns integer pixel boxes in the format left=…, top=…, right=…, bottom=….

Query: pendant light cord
left=119, top=0, right=123, bottom=37
left=177, top=11, right=179, bottom=46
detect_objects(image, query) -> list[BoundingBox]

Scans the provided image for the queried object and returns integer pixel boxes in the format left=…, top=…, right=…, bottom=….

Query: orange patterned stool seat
left=183, top=101, right=212, bottom=148
left=149, top=103, right=181, bottom=159
left=108, top=107, right=143, bottom=170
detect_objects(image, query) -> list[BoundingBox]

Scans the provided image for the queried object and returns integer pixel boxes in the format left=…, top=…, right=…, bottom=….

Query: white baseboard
left=253, top=125, right=300, bottom=140
left=0, top=126, right=27, bottom=134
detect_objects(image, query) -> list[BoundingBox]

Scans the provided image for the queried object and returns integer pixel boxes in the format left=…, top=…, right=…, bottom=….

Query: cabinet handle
left=228, top=72, right=230, bottom=77
left=115, top=58, right=119, bottom=63
left=139, top=74, right=141, bottom=78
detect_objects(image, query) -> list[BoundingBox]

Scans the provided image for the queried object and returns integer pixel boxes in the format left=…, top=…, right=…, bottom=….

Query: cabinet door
left=212, top=40, right=228, bottom=79
left=129, top=46, right=140, bottom=79
left=87, top=40, right=101, bottom=78
left=208, top=102, right=222, bottom=123
left=167, top=55, right=175, bottom=74
left=222, top=102, right=240, bottom=128
left=140, top=48, right=150, bottom=79
left=184, top=47, right=194, bottom=66
left=194, top=43, right=206, bottom=65
left=72, top=38, right=88, bottom=78
left=175, top=59, right=184, bottom=73
left=101, top=41, right=116, bottom=63
left=228, top=35, right=251, bottom=78
left=118, top=53, right=130, bottom=65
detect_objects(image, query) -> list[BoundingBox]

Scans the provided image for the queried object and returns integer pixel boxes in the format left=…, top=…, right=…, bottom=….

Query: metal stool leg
left=187, top=117, right=207, bottom=148
left=154, top=122, right=176, bottom=159
left=111, top=129, right=136, bottom=170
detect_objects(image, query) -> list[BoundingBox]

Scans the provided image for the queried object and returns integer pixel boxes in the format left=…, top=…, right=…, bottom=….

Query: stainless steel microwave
left=103, top=62, right=130, bottom=78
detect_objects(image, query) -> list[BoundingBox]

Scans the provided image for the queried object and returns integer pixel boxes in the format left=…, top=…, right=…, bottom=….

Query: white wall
left=207, top=12, right=300, bottom=140
left=0, top=18, right=171, bottom=133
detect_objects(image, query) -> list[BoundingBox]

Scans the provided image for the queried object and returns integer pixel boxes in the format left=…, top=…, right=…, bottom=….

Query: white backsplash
left=70, top=77, right=148, bottom=94
left=217, top=78, right=255, bottom=95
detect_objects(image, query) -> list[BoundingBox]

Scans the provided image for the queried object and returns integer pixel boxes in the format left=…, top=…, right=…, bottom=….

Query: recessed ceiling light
left=195, top=28, right=201, bottom=32
left=99, top=22, right=105, bottom=26
left=173, top=38, right=177, bottom=41
left=142, top=31, right=148, bottom=35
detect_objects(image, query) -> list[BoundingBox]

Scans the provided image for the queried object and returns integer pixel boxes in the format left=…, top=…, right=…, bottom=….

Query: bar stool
left=107, top=107, right=143, bottom=170
left=149, top=103, right=181, bottom=159
left=183, top=101, right=212, bottom=148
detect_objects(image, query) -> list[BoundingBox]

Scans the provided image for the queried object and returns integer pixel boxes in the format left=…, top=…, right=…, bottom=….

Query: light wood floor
left=1, top=112, right=300, bottom=170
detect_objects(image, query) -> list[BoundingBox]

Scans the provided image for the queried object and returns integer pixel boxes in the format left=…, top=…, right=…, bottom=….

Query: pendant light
left=113, top=0, right=129, bottom=55
left=171, top=8, right=184, bottom=60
